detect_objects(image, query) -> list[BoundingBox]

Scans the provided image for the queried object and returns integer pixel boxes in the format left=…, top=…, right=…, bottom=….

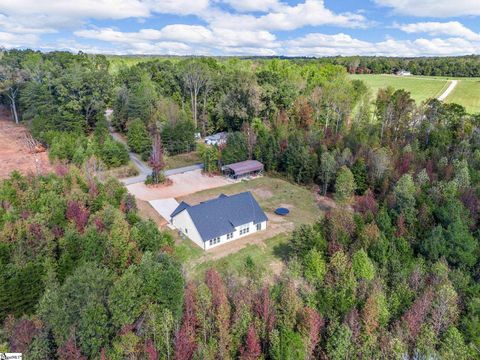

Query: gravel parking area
left=127, top=169, right=231, bottom=201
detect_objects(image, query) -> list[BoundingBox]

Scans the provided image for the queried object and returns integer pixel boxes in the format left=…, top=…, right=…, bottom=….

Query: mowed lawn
left=178, top=176, right=322, bottom=227
left=173, top=176, right=322, bottom=279
left=446, top=78, right=480, bottom=114
left=350, top=74, right=448, bottom=104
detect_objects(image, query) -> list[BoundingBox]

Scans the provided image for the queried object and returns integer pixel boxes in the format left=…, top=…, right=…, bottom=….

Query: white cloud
left=143, top=0, right=210, bottom=16
left=396, top=21, right=480, bottom=41
left=374, top=0, right=480, bottom=17
left=280, top=33, right=480, bottom=57
left=75, top=24, right=278, bottom=50
left=221, top=0, right=281, bottom=12
left=0, top=31, right=39, bottom=48
left=208, top=0, right=367, bottom=31
left=0, top=0, right=150, bottom=20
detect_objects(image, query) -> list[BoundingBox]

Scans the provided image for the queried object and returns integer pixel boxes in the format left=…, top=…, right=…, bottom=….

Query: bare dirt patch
left=0, top=109, right=52, bottom=179
left=315, top=194, right=337, bottom=211
left=253, top=188, right=273, bottom=199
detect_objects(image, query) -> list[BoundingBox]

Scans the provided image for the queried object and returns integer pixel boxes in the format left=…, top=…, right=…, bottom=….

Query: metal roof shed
left=223, top=160, right=264, bottom=178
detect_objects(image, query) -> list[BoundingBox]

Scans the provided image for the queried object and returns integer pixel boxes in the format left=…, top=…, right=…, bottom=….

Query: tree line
left=314, top=55, right=480, bottom=77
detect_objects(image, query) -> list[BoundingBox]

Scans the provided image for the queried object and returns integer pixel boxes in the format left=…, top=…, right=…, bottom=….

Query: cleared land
left=351, top=74, right=480, bottom=113
left=174, top=176, right=323, bottom=279
left=446, top=78, right=480, bottom=114
left=127, top=169, right=230, bottom=201
left=350, top=74, right=448, bottom=104
left=0, top=110, right=52, bottom=179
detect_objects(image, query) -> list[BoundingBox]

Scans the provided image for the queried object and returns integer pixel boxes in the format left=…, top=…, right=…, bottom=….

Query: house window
left=209, top=237, right=220, bottom=246
left=239, top=225, right=250, bottom=235
left=227, top=232, right=233, bottom=240
left=256, top=223, right=262, bottom=231
left=185, top=228, right=188, bottom=234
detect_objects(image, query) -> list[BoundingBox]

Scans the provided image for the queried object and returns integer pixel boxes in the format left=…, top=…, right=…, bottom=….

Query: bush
left=97, top=138, right=130, bottom=168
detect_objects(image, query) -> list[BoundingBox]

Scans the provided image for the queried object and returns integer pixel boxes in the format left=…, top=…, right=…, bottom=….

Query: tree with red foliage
left=10, top=318, right=39, bottom=353
left=239, top=325, right=262, bottom=360
left=57, top=337, right=87, bottom=360
left=401, top=287, right=434, bottom=340
left=345, top=308, right=361, bottom=343
left=395, top=152, right=414, bottom=176
left=66, top=200, right=89, bottom=233
left=353, top=189, right=378, bottom=217
left=298, top=307, right=324, bottom=359
left=29, top=222, right=43, bottom=240
left=205, top=269, right=231, bottom=359
left=149, top=124, right=166, bottom=184
left=395, top=215, right=407, bottom=238
left=460, top=187, right=479, bottom=225
left=293, top=96, right=314, bottom=129
left=254, top=287, right=276, bottom=352
left=144, top=339, right=159, bottom=360
left=174, top=282, right=198, bottom=360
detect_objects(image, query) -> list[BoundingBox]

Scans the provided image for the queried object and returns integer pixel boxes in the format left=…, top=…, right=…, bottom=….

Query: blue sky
left=0, top=0, right=479, bottom=56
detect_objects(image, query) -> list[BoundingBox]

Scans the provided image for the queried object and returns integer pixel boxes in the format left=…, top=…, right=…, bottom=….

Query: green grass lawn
left=350, top=74, right=480, bottom=114
left=178, top=176, right=322, bottom=227
left=446, top=78, right=480, bottom=114
left=176, top=233, right=289, bottom=281
left=349, top=74, right=448, bottom=104
left=165, top=151, right=201, bottom=170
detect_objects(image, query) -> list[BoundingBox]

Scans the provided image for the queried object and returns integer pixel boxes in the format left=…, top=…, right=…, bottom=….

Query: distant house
left=396, top=70, right=412, bottom=76
left=170, top=191, right=268, bottom=250
left=222, top=160, right=264, bottom=179
left=204, top=132, right=227, bottom=146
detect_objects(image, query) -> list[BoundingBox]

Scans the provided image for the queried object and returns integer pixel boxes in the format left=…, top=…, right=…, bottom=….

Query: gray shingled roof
left=170, top=201, right=190, bottom=218
left=170, top=191, right=268, bottom=242
left=224, top=160, right=264, bottom=176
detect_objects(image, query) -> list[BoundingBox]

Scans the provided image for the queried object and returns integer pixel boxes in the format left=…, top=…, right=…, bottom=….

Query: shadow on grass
left=272, top=241, right=291, bottom=262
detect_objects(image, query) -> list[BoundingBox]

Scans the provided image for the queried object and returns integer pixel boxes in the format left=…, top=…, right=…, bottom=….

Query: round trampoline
left=275, top=207, right=290, bottom=216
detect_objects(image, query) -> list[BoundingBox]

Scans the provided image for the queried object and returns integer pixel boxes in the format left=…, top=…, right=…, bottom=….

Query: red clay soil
left=0, top=108, right=52, bottom=179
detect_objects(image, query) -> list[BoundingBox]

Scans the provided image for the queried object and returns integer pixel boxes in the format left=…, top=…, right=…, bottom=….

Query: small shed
left=222, top=160, right=264, bottom=179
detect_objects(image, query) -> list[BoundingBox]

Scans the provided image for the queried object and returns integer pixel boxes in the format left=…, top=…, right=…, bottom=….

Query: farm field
left=349, top=74, right=448, bottom=104
left=106, top=55, right=178, bottom=74
left=350, top=74, right=480, bottom=113
left=445, top=78, right=480, bottom=114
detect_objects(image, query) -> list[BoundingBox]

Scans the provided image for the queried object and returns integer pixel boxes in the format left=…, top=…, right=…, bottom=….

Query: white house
left=170, top=191, right=268, bottom=250
left=204, top=132, right=227, bottom=146
left=396, top=70, right=412, bottom=76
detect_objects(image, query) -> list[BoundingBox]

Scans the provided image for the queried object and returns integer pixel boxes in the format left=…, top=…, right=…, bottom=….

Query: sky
left=0, top=0, right=480, bottom=57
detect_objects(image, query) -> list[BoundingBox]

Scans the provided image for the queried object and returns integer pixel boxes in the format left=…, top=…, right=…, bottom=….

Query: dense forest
left=0, top=50, right=479, bottom=358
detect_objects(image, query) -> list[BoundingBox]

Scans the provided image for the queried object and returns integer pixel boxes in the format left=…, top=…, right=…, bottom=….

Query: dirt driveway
left=126, top=169, right=230, bottom=201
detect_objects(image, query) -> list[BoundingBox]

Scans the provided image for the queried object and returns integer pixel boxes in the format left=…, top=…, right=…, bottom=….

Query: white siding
left=172, top=211, right=268, bottom=251
left=171, top=210, right=204, bottom=250
left=204, top=220, right=268, bottom=250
